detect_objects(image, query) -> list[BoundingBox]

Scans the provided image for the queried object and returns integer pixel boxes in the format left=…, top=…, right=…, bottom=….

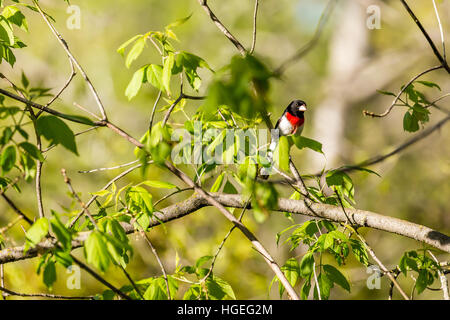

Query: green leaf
left=274, top=135, right=289, bottom=171
left=90, top=190, right=110, bottom=197
left=43, top=260, right=56, bottom=289
left=300, top=278, right=311, bottom=300
left=117, top=34, right=141, bottom=56
left=0, top=43, right=16, bottom=66
left=58, top=114, right=95, bottom=126
left=376, top=89, right=396, bottom=97
left=210, top=172, right=225, bottom=192
left=315, top=273, right=333, bottom=300
left=53, top=249, right=73, bottom=268
left=165, top=14, right=192, bottom=29
left=0, top=17, right=14, bottom=45
left=36, top=116, right=78, bottom=155
left=323, top=264, right=350, bottom=292
left=107, top=219, right=129, bottom=244
left=415, top=80, right=441, bottom=91
left=1, top=145, right=16, bottom=173
left=282, top=258, right=300, bottom=288
left=162, top=53, right=175, bottom=95
left=24, top=217, right=49, bottom=252
left=2, top=5, right=27, bottom=31
left=324, top=233, right=335, bottom=250
left=125, top=37, right=145, bottom=68
left=84, top=231, right=110, bottom=272
left=403, top=111, right=419, bottom=132
left=20, top=153, right=36, bottom=182
left=126, top=186, right=153, bottom=230
left=18, top=142, right=44, bottom=161
left=146, top=64, right=163, bottom=91
left=20, top=71, right=29, bottom=88
left=176, top=51, right=211, bottom=91
left=183, top=284, right=202, bottom=300
left=337, top=166, right=381, bottom=178
left=125, top=65, right=147, bottom=100
left=299, top=252, right=315, bottom=277
left=50, top=211, right=72, bottom=252
left=195, top=255, right=213, bottom=269
left=349, top=239, right=369, bottom=266
left=141, top=180, right=176, bottom=189
left=144, top=278, right=167, bottom=300
left=0, top=127, right=13, bottom=144
left=206, top=276, right=236, bottom=300
left=291, top=136, right=323, bottom=154
left=399, top=251, right=419, bottom=275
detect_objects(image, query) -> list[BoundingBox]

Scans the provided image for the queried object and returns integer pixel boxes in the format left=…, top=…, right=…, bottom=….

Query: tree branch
left=2, top=193, right=448, bottom=265
left=400, top=0, right=450, bottom=73
left=363, top=65, right=443, bottom=118
left=32, top=0, right=108, bottom=120
left=197, top=0, right=247, bottom=56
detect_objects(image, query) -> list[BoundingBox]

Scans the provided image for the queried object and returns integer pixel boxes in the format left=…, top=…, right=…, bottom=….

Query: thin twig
left=0, top=265, right=5, bottom=300
left=120, top=266, right=144, bottom=300
left=73, top=102, right=102, bottom=120
left=61, top=169, right=98, bottom=228
left=334, top=192, right=410, bottom=300
left=432, top=0, right=446, bottom=61
left=153, top=187, right=193, bottom=208
left=141, top=232, right=171, bottom=300
left=197, top=0, right=247, bottom=56
left=37, top=59, right=76, bottom=117
left=69, top=163, right=147, bottom=228
left=162, top=94, right=183, bottom=127
left=164, top=161, right=300, bottom=300
left=78, top=160, right=140, bottom=174
left=427, top=250, right=449, bottom=300
left=388, top=267, right=401, bottom=300
left=363, top=65, right=443, bottom=117
left=0, top=88, right=98, bottom=126
left=338, top=115, right=450, bottom=173
left=0, top=216, right=25, bottom=234
left=1, top=194, right=33, bottom=225
left=201, top=195, right=252, bottom=283
left=276, top=0, right=337, bottom=75
left=356, top=233, right=409, bottom=300
left=400, top=0, right=450, bottom=73
left=149, top=90, right=163, bottom=133
left=69, top=254, right=132, bottom=300
left=312, top=262, right=321, bottom=300
left=0, top=286, right=94, bottom=300
left=249, top=0, right=259, bottom=54
left=32, top=0, right=108, bottom=119
left=43, top=126, right=100, bottom=153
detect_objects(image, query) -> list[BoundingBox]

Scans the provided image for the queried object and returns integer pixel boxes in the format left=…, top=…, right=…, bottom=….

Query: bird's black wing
left=274, top=110, right=285, bottom=129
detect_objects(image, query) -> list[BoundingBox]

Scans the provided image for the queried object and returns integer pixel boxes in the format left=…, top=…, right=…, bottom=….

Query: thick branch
left=1, top=193, right=448, bottom=265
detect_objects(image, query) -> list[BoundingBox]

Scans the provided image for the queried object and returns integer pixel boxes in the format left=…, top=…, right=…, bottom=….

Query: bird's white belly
left=277, top=116, right=294, bottom=136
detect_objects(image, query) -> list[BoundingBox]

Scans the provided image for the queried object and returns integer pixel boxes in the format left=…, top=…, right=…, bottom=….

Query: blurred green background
left=0, top=0, right=449, bottom=299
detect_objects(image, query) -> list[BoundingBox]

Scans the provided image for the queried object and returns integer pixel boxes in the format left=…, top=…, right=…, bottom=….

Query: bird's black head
left=287, top=100, right=307, bottom=118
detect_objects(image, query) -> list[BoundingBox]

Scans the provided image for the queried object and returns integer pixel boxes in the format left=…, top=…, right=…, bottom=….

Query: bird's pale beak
left=298, top=105, right=307, bottom=112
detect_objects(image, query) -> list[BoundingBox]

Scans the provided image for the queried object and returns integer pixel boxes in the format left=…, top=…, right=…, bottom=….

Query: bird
left=260, top=100, right=307, bottom=178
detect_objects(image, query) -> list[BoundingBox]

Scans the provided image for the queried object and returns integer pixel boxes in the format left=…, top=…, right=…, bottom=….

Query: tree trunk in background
left=311, top=0, right=368, bottom=168
left=308, top=0, right=424, bottom=171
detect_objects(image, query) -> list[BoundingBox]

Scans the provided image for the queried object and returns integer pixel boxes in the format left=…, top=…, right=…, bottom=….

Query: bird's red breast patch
left=286, top=112, right=304, bottom=127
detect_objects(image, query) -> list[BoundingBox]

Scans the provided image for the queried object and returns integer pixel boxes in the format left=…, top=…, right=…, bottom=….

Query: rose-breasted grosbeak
left=260, top=100, right=307, bottom=178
